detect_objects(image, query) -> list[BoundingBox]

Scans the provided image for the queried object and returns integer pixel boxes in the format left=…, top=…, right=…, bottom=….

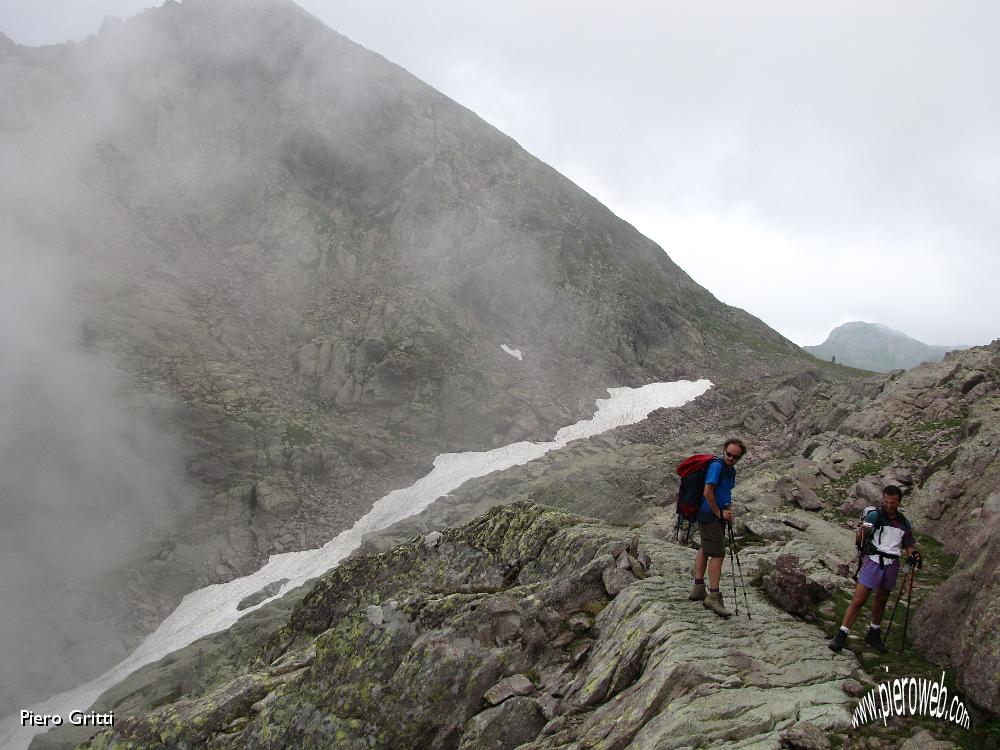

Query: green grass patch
left=814, top=485, right=839, bottom=505
left=915, top=417, right=965, bottom=433
left=812, top=451, right=895, bottom=504
left=877, top=437, right=924, bottom=463
left=284, top=423, right=315, bottom=446
left=832, top=454, right=894, bottom=489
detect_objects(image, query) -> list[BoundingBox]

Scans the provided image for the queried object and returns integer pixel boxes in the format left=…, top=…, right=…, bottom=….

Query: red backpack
left=674, top=454, right=722, bottom=541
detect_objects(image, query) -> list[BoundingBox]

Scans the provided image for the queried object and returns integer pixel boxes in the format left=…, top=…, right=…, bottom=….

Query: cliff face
left=1, top=0, right=811, bottom=712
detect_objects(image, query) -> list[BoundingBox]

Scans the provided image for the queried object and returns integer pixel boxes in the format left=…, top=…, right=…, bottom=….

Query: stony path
left=527, top=530, right=856, bottom=749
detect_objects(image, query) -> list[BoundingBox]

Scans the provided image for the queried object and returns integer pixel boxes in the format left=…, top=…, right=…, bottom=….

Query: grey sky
left=3, top=0, right=997, bottom=347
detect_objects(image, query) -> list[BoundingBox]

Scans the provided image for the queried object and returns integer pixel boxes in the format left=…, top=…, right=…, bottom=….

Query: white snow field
left=0, top=379, right=711, bottom=749
left=500, top=344, right=523, bottom=360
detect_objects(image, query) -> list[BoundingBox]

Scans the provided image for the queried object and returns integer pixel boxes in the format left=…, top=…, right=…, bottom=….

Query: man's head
left=882, top=485, right=903, bottom=516
left=723, top=438, right=746, bottom=468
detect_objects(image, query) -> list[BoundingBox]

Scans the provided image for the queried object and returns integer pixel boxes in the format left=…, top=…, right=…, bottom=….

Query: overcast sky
left=3, top=0, right=998, bottom=347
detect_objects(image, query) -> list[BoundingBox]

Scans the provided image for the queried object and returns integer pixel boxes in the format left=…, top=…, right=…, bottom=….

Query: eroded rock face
left=458, top=696, right=545, bottom=750
left=75, top=502, right=856, bottom=750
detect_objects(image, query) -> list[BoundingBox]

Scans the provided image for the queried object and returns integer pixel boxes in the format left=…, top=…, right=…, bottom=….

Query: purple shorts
left=858, top=557, right=900, bottom=591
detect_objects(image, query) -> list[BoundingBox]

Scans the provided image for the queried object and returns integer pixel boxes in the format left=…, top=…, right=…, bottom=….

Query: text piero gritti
left=19, top=710, right=115, bottom=727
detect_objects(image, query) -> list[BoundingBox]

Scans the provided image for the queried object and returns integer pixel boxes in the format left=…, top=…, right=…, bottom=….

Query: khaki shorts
left=698, top=517, right=727, bottom=558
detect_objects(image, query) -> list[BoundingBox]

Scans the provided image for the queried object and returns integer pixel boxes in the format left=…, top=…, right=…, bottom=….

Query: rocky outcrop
left=780, top=721, right=831, bottom=750
left=354, top=343, right=1000, bottom=718
left=73, top=502, right=857, bottom=749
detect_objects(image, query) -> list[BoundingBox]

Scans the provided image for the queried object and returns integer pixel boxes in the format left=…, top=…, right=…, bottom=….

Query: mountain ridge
left=805, top=321, right=964, bottom=372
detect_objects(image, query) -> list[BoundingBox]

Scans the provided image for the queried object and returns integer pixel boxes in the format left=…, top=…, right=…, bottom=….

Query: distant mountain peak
left=805, top=321, right=963, bottom=372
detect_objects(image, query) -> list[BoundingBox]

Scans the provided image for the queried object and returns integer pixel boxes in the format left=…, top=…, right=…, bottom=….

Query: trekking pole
left=899, top=556, right=920, bottom=653
left=727, top=523, right=739, bottom=617
left=727, top=522, right=752, bottom=621
left=883, top=561, right=911, bottom=646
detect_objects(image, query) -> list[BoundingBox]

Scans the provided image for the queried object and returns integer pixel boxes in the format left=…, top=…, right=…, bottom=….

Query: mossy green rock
left=75, top=501, right=860, bottom=749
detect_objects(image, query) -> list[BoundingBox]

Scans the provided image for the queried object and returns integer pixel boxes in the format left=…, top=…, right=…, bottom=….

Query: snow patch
left=0, top=378, right=712, bottom=749
left=501, top=344, right=523, bottom=360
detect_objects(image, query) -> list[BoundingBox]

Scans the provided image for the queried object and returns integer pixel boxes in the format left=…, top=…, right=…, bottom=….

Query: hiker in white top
left=829, top=485, right=919, bottom=654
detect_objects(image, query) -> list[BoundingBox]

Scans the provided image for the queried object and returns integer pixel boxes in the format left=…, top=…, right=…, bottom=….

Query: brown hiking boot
left=703, top=591, right=732, bottom=618
left=688, top=583, right=707, bottom=601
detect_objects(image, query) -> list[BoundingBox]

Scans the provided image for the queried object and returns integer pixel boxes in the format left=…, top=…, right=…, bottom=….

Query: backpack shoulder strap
left=705, top=456, right=725, bottom=480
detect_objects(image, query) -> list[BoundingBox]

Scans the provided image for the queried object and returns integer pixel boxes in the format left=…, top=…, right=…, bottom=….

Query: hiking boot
left=828, top=628, right=848, bottom=652
left=688, top=583, right=707, bottom=601
left=703, top=591, right=732, bottom=618
left=865, top=627, right=887, bottom=654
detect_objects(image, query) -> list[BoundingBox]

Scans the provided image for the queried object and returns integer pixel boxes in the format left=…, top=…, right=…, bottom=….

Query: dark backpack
left=674, top=454, right=723, bottom=542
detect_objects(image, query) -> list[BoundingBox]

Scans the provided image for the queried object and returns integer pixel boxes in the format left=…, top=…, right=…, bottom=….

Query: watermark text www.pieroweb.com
left=852, top=671, right=970, bottom=729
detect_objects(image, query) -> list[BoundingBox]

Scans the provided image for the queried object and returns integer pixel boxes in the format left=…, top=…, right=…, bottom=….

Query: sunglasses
left=724, top=451, right=742, bottom=462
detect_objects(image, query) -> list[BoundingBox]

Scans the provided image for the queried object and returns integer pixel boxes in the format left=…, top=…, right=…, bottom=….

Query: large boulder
left=458, top=696, right=545, bottom=750
left=780, top=721, right=830, bottom=750
left=761, top=554, right=829, bottom=617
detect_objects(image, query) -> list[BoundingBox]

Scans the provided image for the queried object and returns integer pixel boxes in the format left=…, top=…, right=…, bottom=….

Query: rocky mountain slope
left=35, top=342, right=999, bottom=750
left=69, top=502, right=858, bottom=750
left=805, top=321, right=963, bottom=372
left=360, top=341, right=1000, bottom=721
left=1, top=0, right=815, bottom=716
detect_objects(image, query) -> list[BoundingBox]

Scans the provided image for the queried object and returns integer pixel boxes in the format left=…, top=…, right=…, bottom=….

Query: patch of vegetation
left=284, top=422, right=315, bottom=446
left=813, top=450, right=896, bottom=504
left=832, top=453, right=894, bottom=489
left=877, top=437, right=924, bottom=463
left=814, top=484, right=838, bottom=504
left=915, top=416, right=965, bottom=433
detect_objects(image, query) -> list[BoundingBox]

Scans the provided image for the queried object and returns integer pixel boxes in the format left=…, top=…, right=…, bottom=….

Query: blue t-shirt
left=697, top=460, right=735, bottom=521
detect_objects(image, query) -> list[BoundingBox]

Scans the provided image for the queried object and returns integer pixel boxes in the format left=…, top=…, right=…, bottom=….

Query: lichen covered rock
left=76, top=500, right=858, bottom=750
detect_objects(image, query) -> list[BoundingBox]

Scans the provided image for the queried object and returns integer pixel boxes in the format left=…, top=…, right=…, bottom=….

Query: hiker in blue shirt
left=689, top=438, right=746, bottom=617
